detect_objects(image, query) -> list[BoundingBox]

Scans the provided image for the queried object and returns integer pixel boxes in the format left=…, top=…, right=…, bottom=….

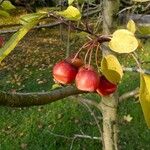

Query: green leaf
left=1, top=0, right=16, bottom=10
left=0, top=13, right=47, bottom=62
left=0, top=9, right=10, bottom=17
left=20, top=12, right=47, bottom=25
left=57, top=6, right=81, bottom=21
left=139, top=74, right=150, bottom=128
left=68, top=0, right=75, bottom=5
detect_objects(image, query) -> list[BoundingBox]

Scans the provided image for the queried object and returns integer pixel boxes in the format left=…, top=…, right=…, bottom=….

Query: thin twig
left=49, top=131, right=101, bottom=140
left=82, top=5, right=102, bottom=17
left=131, top=52, right=142, bottom=70
left=93, top=6, right=102, bottom=34
left=74, top=134, right=101, bottom=140
left=70, top=137, right=76, bottom=150
left=117, top=6, right=133, bottom=15
left=79, top=98, right=103, bottom=144
left=70, top=133, right=101, bottom=150
left=73, top=96, right=100, bottom=110
left=48, top=131, right=101, bottom=150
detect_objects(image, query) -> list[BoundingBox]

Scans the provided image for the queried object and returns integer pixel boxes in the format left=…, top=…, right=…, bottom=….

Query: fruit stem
left=88, top=46, right=94, bottom=66
left=72, top=41, right=92, bottom=63
left=84, top=45, right=92, bottom=64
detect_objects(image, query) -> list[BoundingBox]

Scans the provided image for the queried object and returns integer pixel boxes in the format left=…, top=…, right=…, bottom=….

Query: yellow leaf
left=1, top=0, right=16, bottom=10
left=109, top=29, right=139, bottom=53
left=20, top=12, right=47, bottom=25
left=68, top=0, right=75, bottom=5
left=139, top=74, right=150, bottom=128
left=127, top=19, right=136, bottom=33
left=0, top=10, right=10, bottom=17
left=0, top=13, right=46, bottom=62
left=101, top=54, right=123, bottom=84
left=123, top=114, right=133, bottom=122
left=57, top=6, right=81, bottom=21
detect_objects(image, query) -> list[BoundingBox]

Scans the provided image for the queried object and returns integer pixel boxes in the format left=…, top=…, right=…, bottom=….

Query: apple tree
left=0, top=0, right=150, bottom=150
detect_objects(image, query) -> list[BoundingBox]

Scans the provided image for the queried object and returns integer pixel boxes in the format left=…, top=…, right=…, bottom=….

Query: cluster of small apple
left=52, top=57, right=117, bottom=96
left=0, top=36, right=4, bottom=48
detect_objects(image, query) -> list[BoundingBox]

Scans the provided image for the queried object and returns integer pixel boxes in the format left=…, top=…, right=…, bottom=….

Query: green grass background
left=0, top=19, right=150, bottom=149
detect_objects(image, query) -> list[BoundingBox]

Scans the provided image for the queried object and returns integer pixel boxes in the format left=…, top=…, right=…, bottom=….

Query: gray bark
left=101, top=0, right=120, bottom=149
left=102, top=0, right=120, bottom=34
left=0, top=86, right=85, bottom=107
left=100, top=94, right=119, bottom=150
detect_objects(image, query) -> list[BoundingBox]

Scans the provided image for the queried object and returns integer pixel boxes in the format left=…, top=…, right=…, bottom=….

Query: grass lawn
left=0, top=25, right=150, bottom=150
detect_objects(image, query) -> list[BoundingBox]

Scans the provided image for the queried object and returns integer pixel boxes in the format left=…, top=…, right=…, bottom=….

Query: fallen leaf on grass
left=123, top=114, right=133, bottom=122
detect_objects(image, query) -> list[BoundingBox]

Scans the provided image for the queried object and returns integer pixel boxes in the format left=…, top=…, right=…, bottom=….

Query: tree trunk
left=100, top=94, right=119, bottom=150
left=102, top=0, right=120, bottom=34
left=101, top=0, right=120, bottom=149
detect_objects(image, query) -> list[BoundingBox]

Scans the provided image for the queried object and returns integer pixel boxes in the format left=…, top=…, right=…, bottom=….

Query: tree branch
left=119, top=88, right=139, bottom=102
left=0, top=6, right=102, bottom=35
left=0, top=21, right=62, bottom=34
left=79, top=97, right=103, bottom=144
left=0, top=86, right=85, bottom=107
left=123, top=67, right=150, bottom=75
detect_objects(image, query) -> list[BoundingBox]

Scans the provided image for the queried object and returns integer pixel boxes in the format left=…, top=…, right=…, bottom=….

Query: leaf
left=51, top=83, right=62, bottom=90
left=101, top=54, right=123, bottom=84
left=127, top=19, right=136, bottom=33
left=109, top=29, right=139, bottom=53
left=0, top=9, right=10, bottom=17
left=139, top=73, right=150, bottom=128
left=123, top=114, right=133, bottom=122
left=0, top=13, right=47, bottom=62
left=133, top=0, right=150, bottom=2
left=20, top=13, right=47, bottom=25
left=68, top=0, right=75, bottom=5
left=1, top=0, right=16, bottom=10
left=57, top=6, right=81, bottom=21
